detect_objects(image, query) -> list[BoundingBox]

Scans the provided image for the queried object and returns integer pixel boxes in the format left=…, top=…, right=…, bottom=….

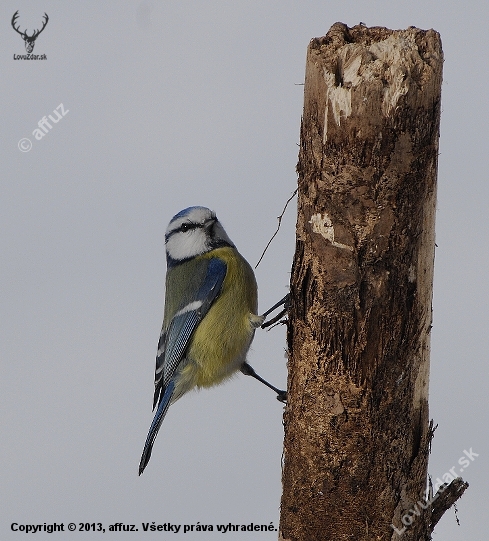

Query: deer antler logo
left=11, top=11, right=49, bottom=53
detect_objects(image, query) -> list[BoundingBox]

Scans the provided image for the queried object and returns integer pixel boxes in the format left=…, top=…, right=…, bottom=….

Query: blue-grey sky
left=1, top=1, right=487, bottom=539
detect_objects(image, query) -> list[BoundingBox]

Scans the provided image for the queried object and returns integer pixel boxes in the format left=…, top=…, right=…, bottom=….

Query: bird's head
left=165, top=206, right=234, bottom=266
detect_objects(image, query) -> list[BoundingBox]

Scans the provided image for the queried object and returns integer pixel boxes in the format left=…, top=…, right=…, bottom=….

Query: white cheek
left=166, top=230, right=209, bottom=260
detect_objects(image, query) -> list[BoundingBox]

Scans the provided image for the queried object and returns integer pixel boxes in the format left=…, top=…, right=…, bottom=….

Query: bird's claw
left=276, top=391, right=287, bottom=403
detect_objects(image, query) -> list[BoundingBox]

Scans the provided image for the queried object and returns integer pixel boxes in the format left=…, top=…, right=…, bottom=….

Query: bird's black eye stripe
left=179, top=222, right=201, bottom=233
left=165, top=217, right=216, bottom=243
left=165, top=222, right=200, bottom=243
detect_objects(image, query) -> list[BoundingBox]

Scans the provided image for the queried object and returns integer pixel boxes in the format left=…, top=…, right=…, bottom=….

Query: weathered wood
left=431, top=478, right=469, bottom=531
left=279, top=23, right=457, bottom=541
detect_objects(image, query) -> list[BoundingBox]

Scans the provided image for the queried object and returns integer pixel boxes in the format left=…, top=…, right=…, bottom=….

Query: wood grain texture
left=280, top=23, right=446, bottom=541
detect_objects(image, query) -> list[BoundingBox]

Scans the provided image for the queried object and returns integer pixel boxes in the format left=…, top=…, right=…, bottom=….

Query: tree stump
left=279, top=23, right=462, bottom=541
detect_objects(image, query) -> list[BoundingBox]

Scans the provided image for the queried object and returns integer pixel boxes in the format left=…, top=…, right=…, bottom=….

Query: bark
left=279, top=23, right=463, bottom=541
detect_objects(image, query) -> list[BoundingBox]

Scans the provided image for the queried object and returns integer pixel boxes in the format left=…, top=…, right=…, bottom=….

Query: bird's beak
left=203, top=218, right=216, bottom=232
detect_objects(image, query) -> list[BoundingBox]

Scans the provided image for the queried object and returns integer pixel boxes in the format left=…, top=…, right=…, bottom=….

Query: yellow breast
left=181, top=246, right=258, bottom=389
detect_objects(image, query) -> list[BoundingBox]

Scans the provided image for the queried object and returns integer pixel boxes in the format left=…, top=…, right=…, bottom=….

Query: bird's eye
left=180, top=223, right=195, bottom=232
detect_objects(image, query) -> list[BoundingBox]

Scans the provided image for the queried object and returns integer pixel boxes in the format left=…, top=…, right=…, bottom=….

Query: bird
left=139, top=206, right=286, bottom=475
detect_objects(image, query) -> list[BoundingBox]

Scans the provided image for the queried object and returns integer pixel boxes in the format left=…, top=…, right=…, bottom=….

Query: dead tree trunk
left=280, top=23, right=466, bottom=541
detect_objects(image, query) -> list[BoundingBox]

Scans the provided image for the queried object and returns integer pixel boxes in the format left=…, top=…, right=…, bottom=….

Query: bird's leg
left=241, top=362, right=287, bottom=403
left=260, top=293, right=289, bottom=329
left=261, top=293, right=289, bottom=319
left=245, top=295, right=289, bottom=401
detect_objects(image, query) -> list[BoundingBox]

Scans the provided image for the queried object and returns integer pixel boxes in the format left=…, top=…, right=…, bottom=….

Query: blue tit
left=139, top=206, right=286, bottom=475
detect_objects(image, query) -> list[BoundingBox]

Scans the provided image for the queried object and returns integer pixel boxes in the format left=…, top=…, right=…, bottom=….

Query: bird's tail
left=138, top=380, right=175, bottom=475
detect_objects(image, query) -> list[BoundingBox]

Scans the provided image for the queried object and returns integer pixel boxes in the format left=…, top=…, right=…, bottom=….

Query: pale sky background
left=1, top=1, right=487, bottom=540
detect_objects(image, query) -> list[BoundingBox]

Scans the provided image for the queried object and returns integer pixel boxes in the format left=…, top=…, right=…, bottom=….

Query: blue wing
left=139, top=257, right=227, bottom=474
